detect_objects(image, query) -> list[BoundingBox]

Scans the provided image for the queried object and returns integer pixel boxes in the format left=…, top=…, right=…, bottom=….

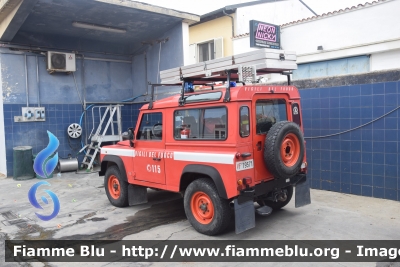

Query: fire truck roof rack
left=150, top=48, right=298, bottom=108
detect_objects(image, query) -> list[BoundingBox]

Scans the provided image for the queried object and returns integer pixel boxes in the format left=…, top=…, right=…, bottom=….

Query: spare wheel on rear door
left=264, top=121, right=304, bottom=179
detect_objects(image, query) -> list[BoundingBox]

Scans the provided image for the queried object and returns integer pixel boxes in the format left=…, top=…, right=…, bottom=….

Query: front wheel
left=104, top=165, right=129, bottom=207
left=184, top=178, right=232, bottom=235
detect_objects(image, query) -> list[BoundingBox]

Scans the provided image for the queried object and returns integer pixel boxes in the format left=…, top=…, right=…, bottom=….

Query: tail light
left=237, top=177, right=253, bottom=191
left=243, top=177, right=252, bottom=185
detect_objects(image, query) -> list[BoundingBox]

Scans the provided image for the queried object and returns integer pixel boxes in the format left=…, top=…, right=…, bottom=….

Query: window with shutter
left=191, top=38, right=224, bottom=63
left=198, top=41, right=214, bottom=62
left=188, top=44, right=196, bottom=65
left=214, top=37, right=223, bottom=59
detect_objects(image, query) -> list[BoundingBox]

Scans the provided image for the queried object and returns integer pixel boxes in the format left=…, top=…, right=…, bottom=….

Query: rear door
left=252, top=94, right=289, bottom=182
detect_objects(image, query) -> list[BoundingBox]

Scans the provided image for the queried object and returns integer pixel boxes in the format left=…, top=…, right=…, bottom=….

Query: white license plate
left=236, top=159, right=254, bottom=171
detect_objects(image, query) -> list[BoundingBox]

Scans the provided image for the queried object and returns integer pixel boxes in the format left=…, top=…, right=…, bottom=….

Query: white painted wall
left=233, top=36, right=258, bottom=55
left=235, top=0, right=315, bottom=35
left=233, top=0, right=400, bottom=78
left=0, top=54, right=6, bottom=176
left=371, top=49, right=400, bottom=71
left=182, top=22, right=190, bottom=66
left=280, top=0, right=400, bottom=62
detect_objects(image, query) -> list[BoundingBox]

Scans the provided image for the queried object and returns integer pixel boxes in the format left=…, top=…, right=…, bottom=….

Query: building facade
left=188, top=0, right=315, bottom=64
left=0, top=0, right=199, bottom=177
left=232, top=0, right=400, bottom=200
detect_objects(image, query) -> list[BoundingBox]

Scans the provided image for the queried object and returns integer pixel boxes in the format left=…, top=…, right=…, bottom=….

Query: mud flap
left=128, top=185, right=148, bottom=206
left=295, top=178, right=311, bottom=208
left=234, top=199, right=255, bottom=234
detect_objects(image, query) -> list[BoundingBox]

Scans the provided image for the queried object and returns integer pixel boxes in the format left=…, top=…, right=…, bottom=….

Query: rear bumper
left=237, top=173, right=307, bottom=204
left=234, top=173, right=310, bottom=234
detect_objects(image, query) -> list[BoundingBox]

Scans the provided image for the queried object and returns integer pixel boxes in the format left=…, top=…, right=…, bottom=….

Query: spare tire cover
left=264, top=121, right=304, bottom=179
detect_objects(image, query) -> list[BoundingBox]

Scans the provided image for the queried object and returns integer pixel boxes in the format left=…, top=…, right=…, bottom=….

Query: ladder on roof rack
left=151, top=49, right=297, bottom=108
left=148, top=67, right=292, bottom=109
left=160, top=49, right=297, bottom=83
left=79, top=105, right=123, bottom=171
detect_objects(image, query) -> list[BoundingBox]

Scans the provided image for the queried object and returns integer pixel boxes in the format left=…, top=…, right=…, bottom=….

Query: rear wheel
left=104, top=165, right=129, bottom=207
left=184, top=178, right=232, bottom=235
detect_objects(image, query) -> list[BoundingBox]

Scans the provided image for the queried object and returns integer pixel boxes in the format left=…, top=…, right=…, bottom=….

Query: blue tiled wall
left=1, top=49, right=147, bottom=177
left=300, top=81, right=400, bottom=201
left=3, top=103, right=142, bottom=176
left=1, top=21, right=187, bottom=177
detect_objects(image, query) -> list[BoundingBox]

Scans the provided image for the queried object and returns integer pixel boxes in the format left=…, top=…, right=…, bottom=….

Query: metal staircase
left=80, top=105, right=123, bottom=171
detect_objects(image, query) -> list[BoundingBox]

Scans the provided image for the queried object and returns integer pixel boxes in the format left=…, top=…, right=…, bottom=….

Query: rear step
left=256, top=205, right=273, bottom=216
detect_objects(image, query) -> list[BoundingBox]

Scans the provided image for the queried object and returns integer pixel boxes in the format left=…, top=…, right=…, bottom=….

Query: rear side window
left=255, top=99, right=287, bottom=134
left=239, top=106, right=250, bottom=137
left=174, top=107, right=227, bottom=140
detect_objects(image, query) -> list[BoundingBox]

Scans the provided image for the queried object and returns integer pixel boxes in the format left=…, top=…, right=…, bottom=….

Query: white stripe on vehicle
left=100, top=149, right=235, bottom=165
left=101, top=148, right=135, bottom=157
left=174, top=152, right=234, bottom=165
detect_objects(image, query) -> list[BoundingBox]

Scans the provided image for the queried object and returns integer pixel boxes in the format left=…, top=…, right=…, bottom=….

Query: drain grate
left=2, top=217, right=33, bottom=228
left=16, top=222, right=39, bottom=234
left=2, top=218, right=27, bottom=226
left=1, top=211, right=17, bottom=220
left=1, top=211, right=37, bottom=232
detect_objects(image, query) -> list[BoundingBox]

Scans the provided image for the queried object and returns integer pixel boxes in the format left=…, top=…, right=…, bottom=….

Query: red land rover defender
left=99, top=51, right=310, bottom=235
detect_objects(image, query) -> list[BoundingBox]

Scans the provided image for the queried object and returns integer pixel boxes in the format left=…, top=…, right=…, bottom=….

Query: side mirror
left=128, top=128, right=134, bottom=147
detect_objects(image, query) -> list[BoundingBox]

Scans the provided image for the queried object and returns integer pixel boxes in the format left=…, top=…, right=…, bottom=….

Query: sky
left=138, top=0, right=369, bottom=16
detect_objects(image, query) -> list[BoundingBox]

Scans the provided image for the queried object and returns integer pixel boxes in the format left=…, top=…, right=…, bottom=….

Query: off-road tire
left=257, top=186, right=293, bottom=210
left=184, top=178, right=232, bottom=235
left=104, top=165, right=129, bottom=207
left=264, top=121, right=304, bottom=179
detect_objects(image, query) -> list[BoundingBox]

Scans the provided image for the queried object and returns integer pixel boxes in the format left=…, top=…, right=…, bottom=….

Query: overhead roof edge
left=282, top=0, right=392, bottom=28
left=190, top=0, right=287, bottom=27
left=95, top=0, right=200, bottom=25
left=0, top=0, right=23, bottom=21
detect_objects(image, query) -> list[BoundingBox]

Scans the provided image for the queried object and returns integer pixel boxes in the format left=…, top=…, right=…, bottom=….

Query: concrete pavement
left=0, top=172, right=399, bottom=267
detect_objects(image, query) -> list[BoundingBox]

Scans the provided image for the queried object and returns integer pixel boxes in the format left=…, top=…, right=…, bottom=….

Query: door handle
left=256, top=141, right=262, bottom=151
left=153, top=157, right=161, bottom=161
left=241, top=152, right=252, bottom=158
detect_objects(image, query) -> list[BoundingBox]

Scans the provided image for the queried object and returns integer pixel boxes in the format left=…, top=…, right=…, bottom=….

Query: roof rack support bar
left=149, top=83, right=155, bottom=109
left=148, top=83, right=179, bottom=109
left=179, top=80, right=185, bottom=106
left=281, top=71, right=292, bottom=86
left=223, top=69, right=232, bottom=102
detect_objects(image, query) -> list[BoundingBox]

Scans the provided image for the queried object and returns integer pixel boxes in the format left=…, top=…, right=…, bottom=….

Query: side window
left=198, top=41, right=214, bottom=62
left=174, top=107, right=227, bottom=140
left=239, top=106, right=250, bottom=137
left=136, top=112, right=163, bottom=140
left=255, top=99, right=287, bottom=134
